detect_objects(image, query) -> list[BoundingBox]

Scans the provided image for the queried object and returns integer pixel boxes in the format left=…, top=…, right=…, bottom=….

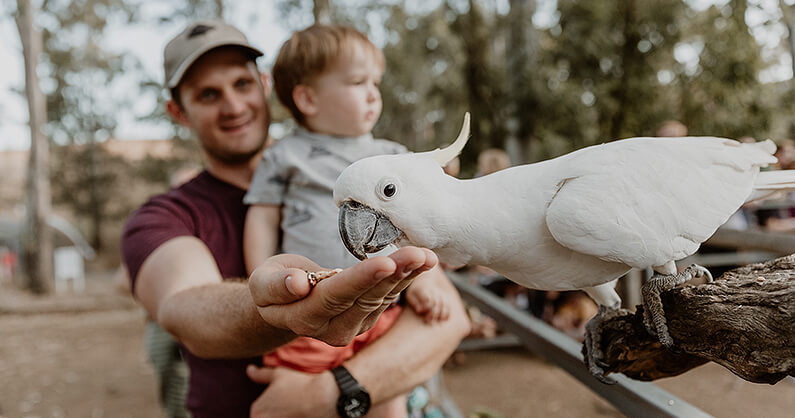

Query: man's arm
left=135, top=236, right=295, bottom=358
left=345, top=266, right=471, bottom=403
left=243, top=204, right=282, bottom=275
left=247, top=266, right=471, bottom=416
left=135, top=236, right=440, bottom=358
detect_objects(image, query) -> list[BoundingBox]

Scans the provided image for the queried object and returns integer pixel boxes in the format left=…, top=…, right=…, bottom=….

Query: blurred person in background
left=0, top=246, right=16, bottom=285
left=655, top=119, right=688, bottom=137
left=756, top=139, right=795, bottom=232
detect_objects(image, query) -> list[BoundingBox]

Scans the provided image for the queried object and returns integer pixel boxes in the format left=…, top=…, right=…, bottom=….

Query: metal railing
left=449, top=273, right=712, bottom=418
left=704, top=226, right=795, bottom=254
left=446, top=226, right=795, bottom=416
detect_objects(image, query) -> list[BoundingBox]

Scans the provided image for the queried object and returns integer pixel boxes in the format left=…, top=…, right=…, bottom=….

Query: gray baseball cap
left=163, top=19, right=264, bottom=88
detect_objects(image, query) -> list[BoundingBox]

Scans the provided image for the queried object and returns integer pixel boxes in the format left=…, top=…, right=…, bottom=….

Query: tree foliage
left=279, top=0, right=789, bottom=170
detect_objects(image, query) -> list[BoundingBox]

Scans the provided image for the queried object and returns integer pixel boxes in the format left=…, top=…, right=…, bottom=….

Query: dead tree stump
left=593, top=254, right=795, bottom=384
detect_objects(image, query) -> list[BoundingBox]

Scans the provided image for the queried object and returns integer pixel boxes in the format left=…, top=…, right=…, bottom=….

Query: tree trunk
left=780, top=0, right=795, bottom=79
left=88, top=139, right=103, bottom=249
left=593, top=255, right=795, bottom=384
left=16, top=0, right=53, bottom=294
left=314, top=0, right=331, bottom=24
left=506, top=0, right=537, bottom=164
left=609, top=0, right=638, bottom=140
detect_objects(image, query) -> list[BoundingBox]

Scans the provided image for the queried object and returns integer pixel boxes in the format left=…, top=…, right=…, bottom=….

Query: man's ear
left=167, top=100, right=190, bottom=127
left=292, top=85, right=317, bottom=116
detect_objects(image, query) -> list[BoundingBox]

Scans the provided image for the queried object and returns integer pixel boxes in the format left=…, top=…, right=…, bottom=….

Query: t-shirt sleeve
left=121, top=197, right=194, bottom=292
left=244, top=148, right=288, bottom=206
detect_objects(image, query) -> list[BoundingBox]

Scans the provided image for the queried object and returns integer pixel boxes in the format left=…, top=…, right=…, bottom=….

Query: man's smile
left=220, top=117, right=253, bottom=133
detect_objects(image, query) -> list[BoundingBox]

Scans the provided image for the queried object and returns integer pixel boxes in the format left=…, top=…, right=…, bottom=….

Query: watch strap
left=331, top=365, right=361, bottom=394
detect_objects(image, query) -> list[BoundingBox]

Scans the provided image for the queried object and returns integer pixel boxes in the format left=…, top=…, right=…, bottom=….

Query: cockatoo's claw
left=593, top=357, right=611, bottom=370
left=692, top=264, right=713, bottom=283
left=590, top=368, right=618, bottom=385
left=642, top=264, right=712, bottom=350
left=583, top=305, right=622, bottom=384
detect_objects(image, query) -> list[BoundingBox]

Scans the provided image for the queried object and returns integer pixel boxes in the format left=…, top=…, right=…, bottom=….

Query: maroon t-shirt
left=121, top=170, right=265, bottom=417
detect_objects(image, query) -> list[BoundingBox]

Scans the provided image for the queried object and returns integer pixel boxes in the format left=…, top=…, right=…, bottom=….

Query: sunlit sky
left=0, top=0, right=791, bottom=151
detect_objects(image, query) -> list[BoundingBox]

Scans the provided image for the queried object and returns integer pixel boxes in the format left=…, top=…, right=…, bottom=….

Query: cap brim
left=166, top=41, right=264, bottom=88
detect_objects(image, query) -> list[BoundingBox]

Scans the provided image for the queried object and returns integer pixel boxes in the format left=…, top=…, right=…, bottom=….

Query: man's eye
left=199, top=90, right=218, bottom=101
left=236, top=79, right=252, bottom=89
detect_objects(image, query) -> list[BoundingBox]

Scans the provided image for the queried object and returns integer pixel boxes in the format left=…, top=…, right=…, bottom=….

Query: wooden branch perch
left=593, top=254, right=795, bottom=384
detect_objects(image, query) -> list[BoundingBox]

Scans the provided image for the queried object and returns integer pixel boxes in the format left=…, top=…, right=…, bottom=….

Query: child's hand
left=405, top=280, right=450, bottom=323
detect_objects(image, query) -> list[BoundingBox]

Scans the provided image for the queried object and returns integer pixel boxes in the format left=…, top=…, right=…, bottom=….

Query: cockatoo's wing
left=545, top=137, right=776, bottom=268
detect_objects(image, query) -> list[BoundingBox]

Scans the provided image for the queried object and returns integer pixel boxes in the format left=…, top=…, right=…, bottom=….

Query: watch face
left=340, top=391, right=371, bottom=418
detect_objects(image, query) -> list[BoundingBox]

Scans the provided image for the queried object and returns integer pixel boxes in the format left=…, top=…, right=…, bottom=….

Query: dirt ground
left=0, top=273, right=793, bottom=418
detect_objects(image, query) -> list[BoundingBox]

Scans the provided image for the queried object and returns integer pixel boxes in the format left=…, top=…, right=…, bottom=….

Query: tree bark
left=779, top=0, right=795, bottom=79
left=593, top=255, right=795, bottom=384
left=17, top=0, right=53, bottom=294
left=313, top=0, right=331, bottom=24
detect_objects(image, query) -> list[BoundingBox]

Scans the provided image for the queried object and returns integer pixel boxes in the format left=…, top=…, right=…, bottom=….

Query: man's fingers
left=314, top=256, right=398, bottom=312
left=360, top=302, right=392, bottom=334
left=249, top=254, right=320, bottom=307
left=330, top=247, right=438, bottom=334
left=372, top=247, right=437, bottom=296
left=246, top=364, right=275, bottom=384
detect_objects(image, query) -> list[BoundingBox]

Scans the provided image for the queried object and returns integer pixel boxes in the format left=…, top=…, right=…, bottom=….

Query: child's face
left=303, top=42, right=383, bottom=137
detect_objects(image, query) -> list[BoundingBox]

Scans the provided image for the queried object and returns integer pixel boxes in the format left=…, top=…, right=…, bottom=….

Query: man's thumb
left=246, top=364, right=275, bottom=384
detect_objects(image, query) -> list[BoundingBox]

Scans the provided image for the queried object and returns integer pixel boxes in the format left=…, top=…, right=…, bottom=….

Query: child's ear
left=293, top=85, right=317, bottom=116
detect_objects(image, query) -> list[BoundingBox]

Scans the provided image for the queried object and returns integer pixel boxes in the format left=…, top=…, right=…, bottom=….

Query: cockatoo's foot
left=642, top=264, right=712, bottom=349
left=583, top=305, right=624, bottom=384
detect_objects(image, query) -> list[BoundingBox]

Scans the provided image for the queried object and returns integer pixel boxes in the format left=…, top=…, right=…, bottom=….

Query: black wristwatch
left=331, top=365, right=371, bottom=418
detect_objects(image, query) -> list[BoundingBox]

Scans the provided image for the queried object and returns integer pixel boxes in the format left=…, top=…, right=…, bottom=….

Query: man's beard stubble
left=204, top=136, right=268, bottom=165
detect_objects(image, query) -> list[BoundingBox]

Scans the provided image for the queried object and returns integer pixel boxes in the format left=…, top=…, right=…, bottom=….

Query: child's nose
left=367, top=84, right=380, bottom=102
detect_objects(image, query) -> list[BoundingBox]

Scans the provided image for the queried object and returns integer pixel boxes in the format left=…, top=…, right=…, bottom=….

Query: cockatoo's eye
left=376, top=177, right=400, bottom=201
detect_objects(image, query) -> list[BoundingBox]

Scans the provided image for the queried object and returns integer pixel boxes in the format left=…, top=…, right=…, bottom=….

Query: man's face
left=171, top=48, right=271, bottom=165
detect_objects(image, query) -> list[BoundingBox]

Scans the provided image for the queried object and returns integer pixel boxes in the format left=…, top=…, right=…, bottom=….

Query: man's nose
left=220, top=92, right=247, bottom=115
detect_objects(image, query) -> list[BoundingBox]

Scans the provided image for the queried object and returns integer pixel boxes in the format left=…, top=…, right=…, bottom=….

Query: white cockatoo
left=333, top=113, right=795, bottom=381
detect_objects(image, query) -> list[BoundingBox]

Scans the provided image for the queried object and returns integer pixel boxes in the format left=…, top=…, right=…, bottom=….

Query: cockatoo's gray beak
left=338, top=200, right=403, bottom=260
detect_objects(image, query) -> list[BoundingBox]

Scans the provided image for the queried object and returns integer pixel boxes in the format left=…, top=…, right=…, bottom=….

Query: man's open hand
left=248, top=246, right=437, bottom=346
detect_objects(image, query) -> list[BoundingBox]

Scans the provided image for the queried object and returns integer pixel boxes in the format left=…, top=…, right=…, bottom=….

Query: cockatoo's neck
left=427, top=167, right=553, bottom=266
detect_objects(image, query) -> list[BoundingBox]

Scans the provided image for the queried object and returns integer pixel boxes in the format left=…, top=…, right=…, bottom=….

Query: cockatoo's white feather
left=546, top=137, right=776, bottom=269
left=333, top=128, right=792, bottom=307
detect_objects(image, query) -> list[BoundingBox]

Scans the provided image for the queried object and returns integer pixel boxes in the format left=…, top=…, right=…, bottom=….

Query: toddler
left=243, top=24, right=451, bottom=416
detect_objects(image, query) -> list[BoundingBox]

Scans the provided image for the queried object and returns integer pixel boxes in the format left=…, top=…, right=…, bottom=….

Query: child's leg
left=366, top=394, right=407, bottom=418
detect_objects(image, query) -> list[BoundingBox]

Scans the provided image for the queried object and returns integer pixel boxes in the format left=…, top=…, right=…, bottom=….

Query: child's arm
left=404, top=270, right=452, bottom=323
left=244, top=204, right=282, bottom=275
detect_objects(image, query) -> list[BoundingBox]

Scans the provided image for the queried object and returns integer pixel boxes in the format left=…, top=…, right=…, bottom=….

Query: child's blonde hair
left=272, top=24, right=384, bottom=125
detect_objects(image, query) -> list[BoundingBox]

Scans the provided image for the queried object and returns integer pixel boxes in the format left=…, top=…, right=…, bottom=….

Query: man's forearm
left=345, top=270, right=471, bottom=404
left=159, top=281, right=297, bottom=358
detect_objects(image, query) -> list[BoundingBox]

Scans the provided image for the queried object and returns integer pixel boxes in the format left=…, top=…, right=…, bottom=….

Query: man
left=121, top=20, right=469, bottom=417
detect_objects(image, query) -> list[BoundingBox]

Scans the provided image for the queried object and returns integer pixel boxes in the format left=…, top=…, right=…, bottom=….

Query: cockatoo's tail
left=336, top=112, right=471, bottom=259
